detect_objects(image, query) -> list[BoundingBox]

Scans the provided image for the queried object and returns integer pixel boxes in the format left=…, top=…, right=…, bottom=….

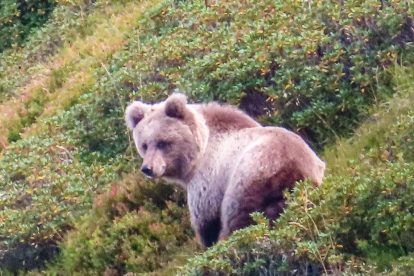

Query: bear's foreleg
left=197, top=218, right=222, bottom=247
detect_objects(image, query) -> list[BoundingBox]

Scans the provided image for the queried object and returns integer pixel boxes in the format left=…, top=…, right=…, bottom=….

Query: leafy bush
left=44, top=176, right=196, bottom=275
left=0, top=0, right=56, bottom=52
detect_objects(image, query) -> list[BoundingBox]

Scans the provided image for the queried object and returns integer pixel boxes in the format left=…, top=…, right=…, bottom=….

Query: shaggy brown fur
left=125, top=93, right=325, bottom=247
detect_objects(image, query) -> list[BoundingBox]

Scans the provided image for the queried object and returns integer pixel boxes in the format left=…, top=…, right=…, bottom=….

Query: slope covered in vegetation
left=0, top=0, right=413, bottom=275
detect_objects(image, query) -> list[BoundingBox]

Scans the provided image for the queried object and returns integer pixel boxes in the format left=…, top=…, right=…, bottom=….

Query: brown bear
left=125, top=93, right=325, bottom=247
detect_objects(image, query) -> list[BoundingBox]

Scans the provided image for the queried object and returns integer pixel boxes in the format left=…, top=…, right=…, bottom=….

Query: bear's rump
left=226, top=127, right=325, bottom=186
left=219, top=128, right=324, bottom=236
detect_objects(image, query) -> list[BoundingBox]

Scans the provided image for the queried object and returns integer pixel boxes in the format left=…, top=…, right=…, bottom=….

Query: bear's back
left=191, top=103, right=260, bottom=134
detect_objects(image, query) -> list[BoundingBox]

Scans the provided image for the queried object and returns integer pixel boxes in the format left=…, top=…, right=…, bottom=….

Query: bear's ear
left=165, top=93, right=187, bottom=119
left=125, top=101, right=150, bottom=129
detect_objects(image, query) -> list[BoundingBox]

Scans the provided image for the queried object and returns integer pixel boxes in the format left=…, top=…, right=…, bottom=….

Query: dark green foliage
left=60, top=97, right=130, bottom=163
left=0, top=240, right=59, bottom=272
left=0, top=0, right=56, bottom=52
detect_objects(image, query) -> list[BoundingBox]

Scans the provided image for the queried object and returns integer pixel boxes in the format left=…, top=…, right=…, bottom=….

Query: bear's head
left=125, top=93, right=208, bottom=185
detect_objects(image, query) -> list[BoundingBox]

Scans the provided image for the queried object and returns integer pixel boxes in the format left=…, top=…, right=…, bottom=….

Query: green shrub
left=44, top=176, right=196, bottom=275
left=0, top=0, right=56, bottom=52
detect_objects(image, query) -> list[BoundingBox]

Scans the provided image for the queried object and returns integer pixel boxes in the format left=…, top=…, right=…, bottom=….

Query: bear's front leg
left=188, top=188, right=223, bottom=247
left=197, top=218, right=222, bottom=247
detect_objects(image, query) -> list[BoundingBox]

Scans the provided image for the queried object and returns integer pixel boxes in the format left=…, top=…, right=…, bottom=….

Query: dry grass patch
left=0, top=0, right=159, bottom=151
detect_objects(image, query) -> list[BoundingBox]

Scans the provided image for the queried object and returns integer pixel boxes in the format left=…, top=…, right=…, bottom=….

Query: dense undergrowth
left=0, top=0, right=413, bottom=275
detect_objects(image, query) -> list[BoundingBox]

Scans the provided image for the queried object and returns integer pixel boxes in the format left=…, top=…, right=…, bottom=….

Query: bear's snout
left=141, top=165, right=153, bottom=178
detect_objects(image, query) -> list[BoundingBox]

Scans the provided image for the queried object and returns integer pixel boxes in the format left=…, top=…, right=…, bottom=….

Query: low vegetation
left=0, top=0, right=413, bottom=275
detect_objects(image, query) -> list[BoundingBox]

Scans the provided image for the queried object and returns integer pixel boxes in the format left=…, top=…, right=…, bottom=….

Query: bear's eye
left=142, top=143, right=148, bottom=152
left=157, top=141, right=172, bottom=150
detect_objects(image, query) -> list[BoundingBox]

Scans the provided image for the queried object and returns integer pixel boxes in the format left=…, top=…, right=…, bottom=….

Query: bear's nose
left=141, top=165, right=153, bottom=177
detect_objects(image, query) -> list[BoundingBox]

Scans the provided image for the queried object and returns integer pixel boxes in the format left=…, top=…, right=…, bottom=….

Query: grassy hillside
left=0, top=0, right=413, bottom=275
